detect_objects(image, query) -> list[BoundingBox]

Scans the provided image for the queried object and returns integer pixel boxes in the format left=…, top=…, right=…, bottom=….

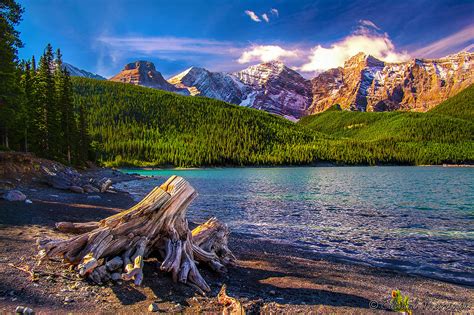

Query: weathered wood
left=192, top=217, right=236, bottom=273
left=38, top=176, right=233, bottom=292
left=56, top=221, right=100, bottom=233
left=218, top=284, right=245, bottom=315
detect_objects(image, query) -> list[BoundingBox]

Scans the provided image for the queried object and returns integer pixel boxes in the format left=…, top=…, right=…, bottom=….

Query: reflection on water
left=117, top=166, right=474, bottom=285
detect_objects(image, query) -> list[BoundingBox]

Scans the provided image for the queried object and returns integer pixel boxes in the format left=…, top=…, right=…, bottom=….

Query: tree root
left=38, top=176, right=234, bottom=292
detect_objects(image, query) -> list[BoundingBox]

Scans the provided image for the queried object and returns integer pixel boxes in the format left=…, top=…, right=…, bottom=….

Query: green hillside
left=429, top=84, right=474, bottom=121
left=72, top=78, right=324, bottom=167
left=298, top=111, right=472, bottom=143
left=73, top=78, right=473, bottom=167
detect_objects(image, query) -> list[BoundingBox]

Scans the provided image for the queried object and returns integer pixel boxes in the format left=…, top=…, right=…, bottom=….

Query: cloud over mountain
left=299, top=33, right=411, bottom=72
left=238, top=45, right=299, bottom=64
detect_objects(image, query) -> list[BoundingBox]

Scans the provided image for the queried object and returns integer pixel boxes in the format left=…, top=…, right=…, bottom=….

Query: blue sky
left=18, top=0, right=474, bottom=78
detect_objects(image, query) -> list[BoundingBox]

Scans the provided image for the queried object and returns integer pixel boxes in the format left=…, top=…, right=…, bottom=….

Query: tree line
left=72, top=78, right=473, bottom=167
left=0, top=1, right=88, bottom=164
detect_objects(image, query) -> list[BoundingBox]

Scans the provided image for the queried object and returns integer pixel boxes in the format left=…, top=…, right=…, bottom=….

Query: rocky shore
left=0, top=154, right=472, bottom=313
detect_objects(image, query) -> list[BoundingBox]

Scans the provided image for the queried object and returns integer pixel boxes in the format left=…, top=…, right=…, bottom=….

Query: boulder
left=3, top=190, right=26, bottom=202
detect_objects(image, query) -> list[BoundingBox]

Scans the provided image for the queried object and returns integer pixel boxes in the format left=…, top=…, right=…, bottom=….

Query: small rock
left=148, top=303, right=159, bottom=312
left=15, top=306, right=35, bottom=314
left=69, top=186, right=84, bottom=194
left=25, top=199, right=33, bottom=204
left=64, top=296, right=73, bottom=303
left=269, top=290, right=276, bottom=295
left=87, top=195, right=101, bottom=200
left=2, top=190, right=26, bottom=201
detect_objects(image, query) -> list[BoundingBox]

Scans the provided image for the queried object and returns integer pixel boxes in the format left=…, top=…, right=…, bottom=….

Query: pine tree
left=77, top=100, right=89, bottom=163
left=35, top=44, right=60, bottom=158
left=20, top=60, right=34, bottom=152
left=55, top=48, right=77, bottom=164
left=0, top=0, right=24, bottom=148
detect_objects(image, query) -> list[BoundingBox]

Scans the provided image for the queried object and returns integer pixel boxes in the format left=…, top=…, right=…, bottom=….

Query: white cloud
left=411, top=24, right=474, bottom=58
left=262, top=13, right=269, bottom=23
left=358, top=19, right=380, bottom=30
left=238, top=45, right=299, bottom=64
left=271, top=8, right=279, bottom=17
left=299, top=33, right=410, bottom=72
left=244, top=10, right=261, bottom=22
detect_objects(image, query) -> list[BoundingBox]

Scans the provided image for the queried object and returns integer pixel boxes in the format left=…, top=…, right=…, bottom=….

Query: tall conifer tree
left=0, top=0, right=24, bottom=148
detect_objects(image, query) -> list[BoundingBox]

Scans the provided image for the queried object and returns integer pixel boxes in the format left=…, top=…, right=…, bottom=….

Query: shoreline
left=0, top=169, right=473, bottom=313
left=119, top=163, right=474, bottom=172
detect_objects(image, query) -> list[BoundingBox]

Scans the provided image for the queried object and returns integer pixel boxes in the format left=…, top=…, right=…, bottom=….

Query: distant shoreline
left=117, top=163, right=474, bottom=172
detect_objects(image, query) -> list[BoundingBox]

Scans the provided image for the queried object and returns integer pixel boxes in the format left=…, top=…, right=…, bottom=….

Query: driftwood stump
left=38, top=176, right=234, bottom=292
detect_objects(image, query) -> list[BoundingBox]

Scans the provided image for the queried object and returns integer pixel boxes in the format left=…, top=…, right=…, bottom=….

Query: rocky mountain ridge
left=168, top=61, right=312, bottom=120
left=109, top=61, right=189, bottom=95
left=109, top=52, right=473, bottom=119
left=309, top=51, right=473, bottom=113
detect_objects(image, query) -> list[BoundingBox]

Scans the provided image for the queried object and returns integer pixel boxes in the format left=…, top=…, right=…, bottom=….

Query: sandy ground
left=0, top=181, right=473, bottom=314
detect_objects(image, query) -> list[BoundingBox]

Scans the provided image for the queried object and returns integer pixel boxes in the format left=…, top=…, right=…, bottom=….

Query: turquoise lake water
left=118, top=166, right=474, bottom=285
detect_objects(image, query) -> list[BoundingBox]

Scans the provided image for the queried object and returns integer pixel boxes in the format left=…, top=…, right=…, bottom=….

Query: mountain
left=168, top=67, right=248, bottom=104
left=111, top=52, right=472, bottom=120
left=232, top=61, right=313, bottom=120
left=109, top=61, right=189, bottom=95
left=63, top=63, right=106, bottom=80
left=168, top=61, right=312, bottom=120
left=308, top=52, right=473, bottom=113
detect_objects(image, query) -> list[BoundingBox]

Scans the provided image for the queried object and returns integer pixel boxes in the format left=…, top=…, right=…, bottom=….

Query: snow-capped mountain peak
left=63, top=63, right=106, bottom=80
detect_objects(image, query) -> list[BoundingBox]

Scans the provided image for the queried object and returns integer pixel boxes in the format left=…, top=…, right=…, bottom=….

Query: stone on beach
left=15, top=306, right=34, bottom=314
left=2, top=190, right=26, bottom=202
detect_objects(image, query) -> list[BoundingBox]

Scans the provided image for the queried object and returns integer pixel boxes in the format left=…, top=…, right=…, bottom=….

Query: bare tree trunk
left=39, top=176, right=234, bottom=292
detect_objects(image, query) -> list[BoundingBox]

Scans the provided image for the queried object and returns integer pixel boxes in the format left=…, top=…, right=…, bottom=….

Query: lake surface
left=118, top=167, right=474, bottom=285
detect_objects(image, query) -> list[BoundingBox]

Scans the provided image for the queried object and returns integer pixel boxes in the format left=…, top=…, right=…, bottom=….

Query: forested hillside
left=73, top=78, right=473, bottom=166
left=72, top=78, right=323, bottom=166
left=428, top=84, right=474, bottom=121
